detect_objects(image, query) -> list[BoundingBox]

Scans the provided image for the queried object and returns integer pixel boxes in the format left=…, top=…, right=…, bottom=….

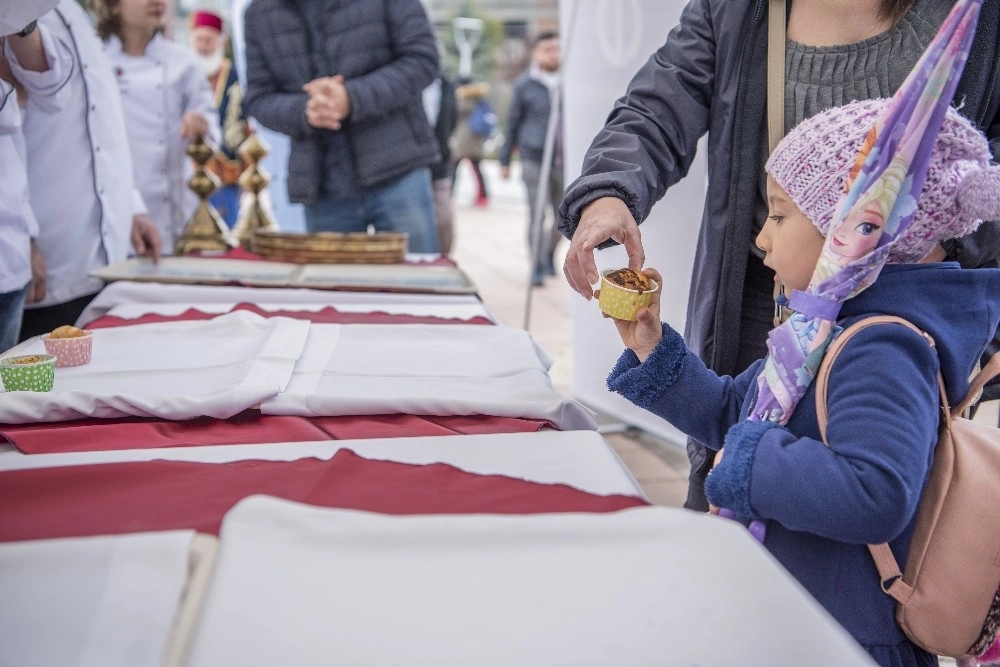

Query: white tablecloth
left=0, top=311, right=309, bottom=423
left=78, top=280, right=485, bottom=327
left=187, top=498, right=875, bottom=667
left=259, top=323, right=596, bottom=430
left=102, top=300, right=494, bottom=322
left=0, top=531, right=206, bottom=667
left=0, top=430, right=642, bottom=498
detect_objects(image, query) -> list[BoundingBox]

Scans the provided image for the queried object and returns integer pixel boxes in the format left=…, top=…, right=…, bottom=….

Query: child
left=606, top=98, right=1000, bottom=667
left=89, top=0, right=218, bottom=253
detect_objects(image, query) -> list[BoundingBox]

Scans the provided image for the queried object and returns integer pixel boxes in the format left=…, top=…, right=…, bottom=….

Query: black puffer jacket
left=244, top=0, right=439, bottom=205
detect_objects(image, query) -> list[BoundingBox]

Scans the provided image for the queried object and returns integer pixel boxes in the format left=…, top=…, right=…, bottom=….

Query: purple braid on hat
left=766, top=98, right=1000, bottom=263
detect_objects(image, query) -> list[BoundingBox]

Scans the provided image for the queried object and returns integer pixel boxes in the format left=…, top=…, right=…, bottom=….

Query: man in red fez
left=189, top=9, right=249, bottom=228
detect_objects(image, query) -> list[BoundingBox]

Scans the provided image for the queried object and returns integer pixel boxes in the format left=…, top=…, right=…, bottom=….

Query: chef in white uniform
left=100, top=0, right=218, bottom=253
left=8, top=0, right=162, bottom=340
left=0, top=19, right=70, bottom=351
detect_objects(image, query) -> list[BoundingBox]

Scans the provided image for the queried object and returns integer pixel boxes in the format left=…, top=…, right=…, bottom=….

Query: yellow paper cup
left=598, top=269, right=659, bottom=321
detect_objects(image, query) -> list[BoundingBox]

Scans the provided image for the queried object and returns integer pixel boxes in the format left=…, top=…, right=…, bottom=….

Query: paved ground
left=450, top=159, right=691, bottom=507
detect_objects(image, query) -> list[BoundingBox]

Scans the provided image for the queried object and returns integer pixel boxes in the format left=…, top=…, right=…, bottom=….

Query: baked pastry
left=8, top=355, right=44, bottom=365
left=49, top=325, right=88, bottom=339
left=604, top=268, right=652, bottom=292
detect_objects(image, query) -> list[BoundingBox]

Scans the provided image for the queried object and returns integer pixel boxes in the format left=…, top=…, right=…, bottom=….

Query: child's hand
left=180, top=112, right=209, bottom=141
left=608, top=268, right=663, bottom=361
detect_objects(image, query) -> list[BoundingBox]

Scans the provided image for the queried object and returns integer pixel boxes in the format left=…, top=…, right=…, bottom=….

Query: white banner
left=561, top=0, right=706, bottom=444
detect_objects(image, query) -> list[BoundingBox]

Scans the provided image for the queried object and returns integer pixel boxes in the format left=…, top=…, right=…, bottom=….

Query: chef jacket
left=9, top=1, right=146, bottom=307
left=0, top=25, right=69, bottom=295
left=105, top=33, right=219, bottom=252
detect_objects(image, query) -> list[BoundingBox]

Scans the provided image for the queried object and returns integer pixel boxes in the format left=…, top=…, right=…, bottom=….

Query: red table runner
left=85, top=302, right=492, bottom=329
left=0, top=450, right=648, bottom=542
left=0, top=412, right=550, bottom=454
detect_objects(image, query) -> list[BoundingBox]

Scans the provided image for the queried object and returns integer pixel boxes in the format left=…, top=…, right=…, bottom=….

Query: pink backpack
left=815, top=315, right=1000, bottom=660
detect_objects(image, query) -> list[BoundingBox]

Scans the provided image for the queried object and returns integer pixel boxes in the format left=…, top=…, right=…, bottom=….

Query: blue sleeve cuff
left=606, top=323, right=687, bottom=409
left=704, top=419, right=782, bottom=520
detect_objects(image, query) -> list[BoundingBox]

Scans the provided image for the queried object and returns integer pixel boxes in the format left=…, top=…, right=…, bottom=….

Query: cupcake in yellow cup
left=598, top=268, right=659, bottom=321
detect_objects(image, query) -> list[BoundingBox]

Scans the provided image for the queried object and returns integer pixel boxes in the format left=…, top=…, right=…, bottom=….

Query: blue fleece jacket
left=607, top=263, right=1000, bottom=667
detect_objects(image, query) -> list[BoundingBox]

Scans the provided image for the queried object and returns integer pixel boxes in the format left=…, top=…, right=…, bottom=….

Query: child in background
left=89, top=0, right=218, bottom=252
left=605, top=98, right=1000, bottom=666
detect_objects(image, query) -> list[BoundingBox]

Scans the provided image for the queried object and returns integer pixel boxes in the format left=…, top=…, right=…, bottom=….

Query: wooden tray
left=251, top=231, right=407, bottom=264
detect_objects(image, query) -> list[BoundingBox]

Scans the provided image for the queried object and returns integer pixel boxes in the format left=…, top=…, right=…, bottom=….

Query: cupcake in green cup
left=0, top=354, right=56, bottom=392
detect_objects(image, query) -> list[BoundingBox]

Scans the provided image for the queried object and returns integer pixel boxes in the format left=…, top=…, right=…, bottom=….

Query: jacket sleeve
left=342, top=0, right=438, bottom=123
left=747, top=325, right=939, bottom=544
left=557, top=0, right=716, bottom=239
left=500, top=81, right=525, bottom=167
left=180, top=57, right=220, bottom=146
left=243, top=6, right=313, bottom=140
left=606, top=322, right=759, bottom=450
left=3, top=24, right=74, bottom=114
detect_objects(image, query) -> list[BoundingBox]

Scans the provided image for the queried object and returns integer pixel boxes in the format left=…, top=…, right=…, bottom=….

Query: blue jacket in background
left=607, top=263, right=1000, bottom=667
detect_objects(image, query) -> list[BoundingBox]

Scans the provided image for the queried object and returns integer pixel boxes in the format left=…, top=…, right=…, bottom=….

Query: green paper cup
left=0, top=354, right=56, bottom=392
left=598, top=269, right=659, bottom=321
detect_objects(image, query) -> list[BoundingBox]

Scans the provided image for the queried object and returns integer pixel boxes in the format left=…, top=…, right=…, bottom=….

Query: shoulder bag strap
left=767, top=0, right=786, bottom=154
left=814, top=314, right=950, bottom=605
left=953, top=351, right=1000, bottom=417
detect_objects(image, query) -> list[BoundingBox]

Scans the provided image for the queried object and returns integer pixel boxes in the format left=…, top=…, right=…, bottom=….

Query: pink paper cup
left=42, top=331, right=94, bottom=367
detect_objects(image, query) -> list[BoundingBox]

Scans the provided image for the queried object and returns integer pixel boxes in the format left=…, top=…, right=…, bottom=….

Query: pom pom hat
left=189, top=9, right=223, bottom=33
left=766, top=98, right=1000, bottom=264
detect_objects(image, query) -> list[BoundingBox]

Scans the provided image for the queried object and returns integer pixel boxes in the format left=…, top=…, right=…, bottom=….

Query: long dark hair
left=88, top=0, right=121, bottom=41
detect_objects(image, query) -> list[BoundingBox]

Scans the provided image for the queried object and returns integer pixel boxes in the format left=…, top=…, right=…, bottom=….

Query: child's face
left=114, top=0, right=167, bottom=33
left=757, top=176, right=826, bottom=292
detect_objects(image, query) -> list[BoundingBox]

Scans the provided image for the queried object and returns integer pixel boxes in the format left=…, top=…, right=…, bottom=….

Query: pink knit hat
left=766, top=98, right=1000, bottom=263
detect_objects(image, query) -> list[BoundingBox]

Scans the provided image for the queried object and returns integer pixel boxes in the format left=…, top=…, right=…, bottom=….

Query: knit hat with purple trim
left=765, top=98, right=1000, bottom=263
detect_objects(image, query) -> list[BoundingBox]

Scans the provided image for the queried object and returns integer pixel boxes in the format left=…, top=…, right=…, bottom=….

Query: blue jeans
left=305, top=168, right=439, bottom=253
left=0, top=285, right=28, bottom=353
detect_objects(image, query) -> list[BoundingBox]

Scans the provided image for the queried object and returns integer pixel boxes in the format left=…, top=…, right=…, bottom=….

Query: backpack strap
left=814, top=314, right=949, bottom=606
left=953, top=351, right=1000, bottom=417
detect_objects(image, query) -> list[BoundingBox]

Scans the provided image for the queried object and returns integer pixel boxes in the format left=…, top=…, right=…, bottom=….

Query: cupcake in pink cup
left=42, top=325, right=93, bottom=367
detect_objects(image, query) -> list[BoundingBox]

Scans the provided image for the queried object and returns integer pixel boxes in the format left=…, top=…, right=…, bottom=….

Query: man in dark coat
left=243, top=0, right=441, bottom=252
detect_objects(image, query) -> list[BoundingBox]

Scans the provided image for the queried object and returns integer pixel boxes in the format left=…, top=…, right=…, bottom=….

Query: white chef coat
left=104, top=33, right=219, bottom=252
left=8, top=1, right=144, bottom=307
left=0, top=25, right=70, bottom=296
left=0, top=83, right=35, bottom=295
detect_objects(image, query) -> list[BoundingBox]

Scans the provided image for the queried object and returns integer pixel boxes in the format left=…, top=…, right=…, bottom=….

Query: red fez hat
left=190, top=10, right=223, bottom=32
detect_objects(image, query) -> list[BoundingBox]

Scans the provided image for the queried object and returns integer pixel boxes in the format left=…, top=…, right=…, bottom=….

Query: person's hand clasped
left=564, top=197, right=645, bottom=300
left=304, top=75, right=351, bottom=130
left=608, top=268, right=663, bottom=362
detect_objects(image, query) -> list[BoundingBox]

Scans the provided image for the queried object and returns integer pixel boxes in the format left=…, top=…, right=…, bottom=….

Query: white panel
left=562, top=0, right=707, bottom=445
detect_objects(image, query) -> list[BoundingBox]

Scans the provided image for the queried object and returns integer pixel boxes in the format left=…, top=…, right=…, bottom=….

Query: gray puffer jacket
left=558, top=0, right=1000, bottom=380
left=244, top=0, right=440, bottom=205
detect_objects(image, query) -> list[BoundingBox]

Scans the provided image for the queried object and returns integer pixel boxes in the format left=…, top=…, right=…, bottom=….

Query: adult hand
left=563, top=196, right=644, bottom=300
left=500, top=166, right=510, bottom=179
left=180, top=112, right=209, bottom=141
left=131, top=214, right=162, bottom=263
left=27, top=239, right=46, bottom=303
left=610, top=268, right=663, bottom=362
left=303, top=75, right=350, bottom=130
